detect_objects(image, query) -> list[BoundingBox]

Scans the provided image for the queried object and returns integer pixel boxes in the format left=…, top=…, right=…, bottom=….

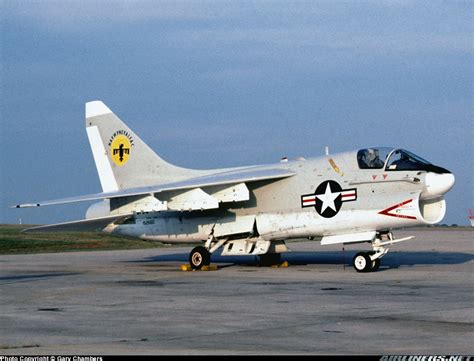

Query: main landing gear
left=189, top=246, right=211, bottom=270
left=352, top=232, right=414, bottom=273
left=188, top=235, right=228, bottom=270
left=188, top=234, right=282, bottom=270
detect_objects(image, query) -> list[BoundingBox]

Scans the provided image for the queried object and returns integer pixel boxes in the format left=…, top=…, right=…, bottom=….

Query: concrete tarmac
left=1, top=228, right=473, bottom=355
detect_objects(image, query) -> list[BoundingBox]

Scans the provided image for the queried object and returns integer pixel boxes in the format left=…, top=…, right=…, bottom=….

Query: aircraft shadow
left=0, top=272, right=81, bottom=285
left=131, top=250, right=474, bottom=269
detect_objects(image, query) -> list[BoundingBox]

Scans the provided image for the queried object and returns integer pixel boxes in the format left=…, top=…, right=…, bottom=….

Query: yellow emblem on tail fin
left=110, top=134, right=131, bottom=166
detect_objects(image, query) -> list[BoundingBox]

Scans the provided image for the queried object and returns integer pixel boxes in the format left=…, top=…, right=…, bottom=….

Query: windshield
left=357, top=147, right=393, bottom=169
left=386, top=149, right=432, bottom=171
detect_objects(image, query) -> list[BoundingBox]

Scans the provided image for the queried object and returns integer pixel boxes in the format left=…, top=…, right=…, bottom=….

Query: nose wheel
left=353, top=252, right=381, bottom=273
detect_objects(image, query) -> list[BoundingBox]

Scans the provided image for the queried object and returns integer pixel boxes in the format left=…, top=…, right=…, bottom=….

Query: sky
left=1, top=0, right=473, bottom=226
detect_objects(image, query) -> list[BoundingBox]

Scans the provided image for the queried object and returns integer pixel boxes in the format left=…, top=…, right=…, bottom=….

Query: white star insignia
left=317, top=182, right=339, bottom=213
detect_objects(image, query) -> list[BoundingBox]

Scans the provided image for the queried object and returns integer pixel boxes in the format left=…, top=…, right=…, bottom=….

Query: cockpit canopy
left=385, top=149, right=431, bottom=171
left=357, top=147, right=392, bottom=169
left=357, top=148, right=449, bottom=174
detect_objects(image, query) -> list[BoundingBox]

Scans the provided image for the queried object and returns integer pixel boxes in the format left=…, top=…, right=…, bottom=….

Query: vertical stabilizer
left=85, top=101, right=203, bottom=191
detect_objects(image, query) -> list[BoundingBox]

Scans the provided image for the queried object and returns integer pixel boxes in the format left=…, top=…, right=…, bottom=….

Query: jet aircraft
left=14, top=101, right=455, bottom=272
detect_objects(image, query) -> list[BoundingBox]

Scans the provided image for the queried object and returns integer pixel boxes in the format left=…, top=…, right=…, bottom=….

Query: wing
left=22, top=213, right=133, bottom=233
left=14, top=167, right=295, bottom=209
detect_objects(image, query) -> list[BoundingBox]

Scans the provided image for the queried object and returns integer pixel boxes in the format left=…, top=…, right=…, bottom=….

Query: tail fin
left=85, top=101, right=201, bottom=191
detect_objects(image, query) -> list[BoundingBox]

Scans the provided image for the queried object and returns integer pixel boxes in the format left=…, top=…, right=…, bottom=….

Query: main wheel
left=189, top=246, right=211, bottom=270
left=353, top=252, right=372, bottom=273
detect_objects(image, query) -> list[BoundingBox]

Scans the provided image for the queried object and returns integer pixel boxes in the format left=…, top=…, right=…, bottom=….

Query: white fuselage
left=107, top=150, right=451, bottom=244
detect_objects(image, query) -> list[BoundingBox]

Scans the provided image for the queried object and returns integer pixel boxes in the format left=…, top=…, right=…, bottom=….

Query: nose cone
left=421, top=172, right=455, bottom=200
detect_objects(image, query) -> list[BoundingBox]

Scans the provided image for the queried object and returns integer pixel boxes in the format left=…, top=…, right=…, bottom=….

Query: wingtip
left=86, top=100, right=112, bottom=118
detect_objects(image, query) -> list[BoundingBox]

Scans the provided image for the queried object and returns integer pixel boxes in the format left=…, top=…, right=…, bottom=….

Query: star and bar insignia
left=301, top=180, right=357, bottom=218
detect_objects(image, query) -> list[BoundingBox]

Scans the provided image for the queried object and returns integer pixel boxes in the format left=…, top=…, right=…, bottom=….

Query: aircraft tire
left=353, top=252, right=372, bottom=273
left=189, top=246, right=211, bottom=270
left=371, top=258, right=381, bottom=272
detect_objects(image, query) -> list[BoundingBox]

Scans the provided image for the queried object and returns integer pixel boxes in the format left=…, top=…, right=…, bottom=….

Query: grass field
left=0, top=224, right=164, bottom=255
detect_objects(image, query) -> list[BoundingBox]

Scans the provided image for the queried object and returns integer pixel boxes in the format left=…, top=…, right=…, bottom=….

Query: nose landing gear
left=352, top=232, right=414, bottom=273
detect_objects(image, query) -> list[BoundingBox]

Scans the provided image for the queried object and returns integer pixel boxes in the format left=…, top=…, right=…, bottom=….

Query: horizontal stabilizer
left=22, top=214, right=132, bottom=233
left=14, top=167, right=295, bottom=208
